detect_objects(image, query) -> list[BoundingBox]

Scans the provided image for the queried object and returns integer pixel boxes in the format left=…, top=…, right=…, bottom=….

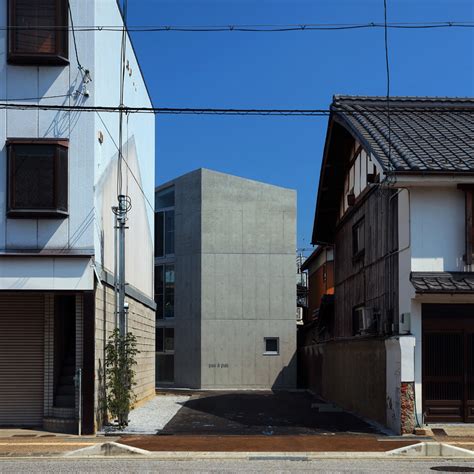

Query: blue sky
left=127, top=0, right=474, bottom=253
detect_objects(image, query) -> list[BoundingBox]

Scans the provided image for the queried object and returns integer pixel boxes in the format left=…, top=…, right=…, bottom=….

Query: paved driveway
left=158, top=390, right=382, bottom=436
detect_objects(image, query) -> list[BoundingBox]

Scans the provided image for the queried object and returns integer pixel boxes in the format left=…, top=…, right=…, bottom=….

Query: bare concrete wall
left=300, top=338, right=386, bottom=426
left=200, top=169, right=297, bottom=389
left=94, top=284, right=155, bottom=429
left=157, top=168, right=297, bottom=389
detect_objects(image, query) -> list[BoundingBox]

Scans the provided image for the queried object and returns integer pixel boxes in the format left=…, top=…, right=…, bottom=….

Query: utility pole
left=113, top=0, right=129, bottom=337
left=115, top=195, right=128, bottom=336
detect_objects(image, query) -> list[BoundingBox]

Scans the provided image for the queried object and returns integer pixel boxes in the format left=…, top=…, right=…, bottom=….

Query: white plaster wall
left=410, top=299, right=423, bottom=422
left=398, top=185, right=466, bottom=426
left=0, top=0, right=154, bottom=296
left=93, top=1, right=155, bottom=299
left=410, top=187, right=465, bottom=272
left=0, top=0, right=96, bottom=289
left=385, top=336, right=416, bottom=434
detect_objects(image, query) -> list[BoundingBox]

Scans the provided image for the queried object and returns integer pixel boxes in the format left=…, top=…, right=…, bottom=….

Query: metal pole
left=118, top=194, right=127, bottom=337
left=114, top=212, right=118, bottom=329
left=75, top=368, right=82, bottom=436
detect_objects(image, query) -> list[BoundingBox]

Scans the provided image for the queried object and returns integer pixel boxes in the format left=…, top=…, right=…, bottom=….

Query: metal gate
left=423, top=304, right=474, bottom=423
left=0, top=294, right=44, bottom=426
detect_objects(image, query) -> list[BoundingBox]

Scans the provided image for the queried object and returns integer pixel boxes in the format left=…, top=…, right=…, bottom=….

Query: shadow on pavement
left=160, top=390, right=381, bottom=436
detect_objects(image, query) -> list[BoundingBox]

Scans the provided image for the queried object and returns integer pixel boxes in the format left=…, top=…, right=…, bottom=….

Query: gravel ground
left=103, top=395, right=190, bottom=435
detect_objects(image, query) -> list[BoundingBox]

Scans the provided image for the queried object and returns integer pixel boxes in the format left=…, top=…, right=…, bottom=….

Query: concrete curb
left=64, top=442, right=151, bottom=457
left=387, top=442, right=474, bottom=457
left=62, top=448, right=474, bottom=460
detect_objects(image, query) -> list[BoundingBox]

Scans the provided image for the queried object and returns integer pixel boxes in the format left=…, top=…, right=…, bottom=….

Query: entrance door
left=423, top=304, right=474, bottom=423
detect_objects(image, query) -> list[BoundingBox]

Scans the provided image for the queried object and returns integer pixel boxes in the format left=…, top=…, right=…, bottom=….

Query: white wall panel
left=0, top=257, right=93, bottom=290
left=410, top=187, right=465, bottom=272
left=6, top=220, right=37, bottom=248
left=6, top=66, right=38, bottom=137
left=37, top=219, right=69, bottom=249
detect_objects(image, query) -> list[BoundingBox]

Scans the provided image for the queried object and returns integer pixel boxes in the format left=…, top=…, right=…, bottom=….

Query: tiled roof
left=332, top=96, right=474, bottom=173
left=410, top=272, right=474, bottom=293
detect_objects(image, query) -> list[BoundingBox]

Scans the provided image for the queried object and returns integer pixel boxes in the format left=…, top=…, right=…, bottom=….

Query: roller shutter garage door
left=0, top=294, right=44, bottom=426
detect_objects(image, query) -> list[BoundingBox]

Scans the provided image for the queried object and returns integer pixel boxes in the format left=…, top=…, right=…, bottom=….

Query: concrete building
left=0, top=0, right=155, bottom=433
left=155, top=169, right=297, bottom=389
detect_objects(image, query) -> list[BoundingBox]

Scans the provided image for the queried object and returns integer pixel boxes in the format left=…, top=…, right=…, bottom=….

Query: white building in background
left=0, top=0, right=155, bottom=433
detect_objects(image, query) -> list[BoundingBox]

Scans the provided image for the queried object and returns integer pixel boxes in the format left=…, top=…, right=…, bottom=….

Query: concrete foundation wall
left=94, top=284, right=155, bottom=429
left=300, top=338, right=386, bottom=426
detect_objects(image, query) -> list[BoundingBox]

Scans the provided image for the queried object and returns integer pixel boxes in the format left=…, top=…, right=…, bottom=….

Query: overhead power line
left=0, top=102, right=473, bottom=116
left=0, top=21, right=473, bottom=32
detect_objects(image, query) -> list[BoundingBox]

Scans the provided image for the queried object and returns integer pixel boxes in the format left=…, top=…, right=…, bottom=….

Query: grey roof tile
left=410, top=272, right=474, bottom=293
left=332, top=96, right=474, bottom=172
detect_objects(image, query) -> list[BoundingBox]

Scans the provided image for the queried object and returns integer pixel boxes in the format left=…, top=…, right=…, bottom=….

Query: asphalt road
left=1, top=458, right=474, bottom=473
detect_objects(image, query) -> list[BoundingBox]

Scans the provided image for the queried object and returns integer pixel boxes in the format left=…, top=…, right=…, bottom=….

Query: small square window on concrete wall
left=264, top=337, right=279, bottom=355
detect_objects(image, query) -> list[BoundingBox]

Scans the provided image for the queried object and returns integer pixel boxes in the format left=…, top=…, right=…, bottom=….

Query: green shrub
left=105, top=328, right=139, bottom=428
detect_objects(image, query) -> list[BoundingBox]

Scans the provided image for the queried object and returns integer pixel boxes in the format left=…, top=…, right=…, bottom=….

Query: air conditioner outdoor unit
left=355, top=307, right=376, bottom=334
left=296, top=307, right=304, bottom=325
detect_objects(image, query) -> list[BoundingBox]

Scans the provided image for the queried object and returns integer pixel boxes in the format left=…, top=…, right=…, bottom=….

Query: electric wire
left=68, top=0, right=85, bottom=72
left=1, top=21, right=474, bottom=32
left=0, top=94, right=72, bottom=102
left=383, top=0, right=394, bottom=184
left=0, top=102, right=472, bottom=115
left=117, top=0, right=128, bottom=199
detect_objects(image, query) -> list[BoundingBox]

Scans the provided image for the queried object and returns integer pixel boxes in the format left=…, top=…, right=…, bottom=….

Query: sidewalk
left=118, top=434, right=419, bottom=453
left=0, top=430, right=112, bottom=457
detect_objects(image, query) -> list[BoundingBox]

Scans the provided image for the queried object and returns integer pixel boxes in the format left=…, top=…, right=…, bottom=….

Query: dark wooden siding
left=334, top=187, right=399, bottom=338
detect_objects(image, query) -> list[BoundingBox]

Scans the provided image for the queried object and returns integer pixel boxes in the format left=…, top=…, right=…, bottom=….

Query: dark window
left=156, top=326, right=175, bottom=383
left=156, top=327, right=164, bottom=352
left=155, top=264, right=174, bottom=320
left=264, top=337, right=279, bottom=355
left=164, top=265, right=175, bottom=319
left=352, top=218, right=365, bottom=259
left=165, top=211, right=175, bottom=255
left=155, top=186, right=174, bottom=209
left=155, top=265, right=164, bottom=320
left=164, top=328, right=174, bottom=351
left=155, top=210, right=175, bottom=257
left=7, top=140, right=68, bottom=218
left=155, top=212, right=164, bottom=258
left=156, top=353, right=174, bottom=383
left=8, top=0, right=68, bottom=65
left=156, top=327, right=174, bottom=353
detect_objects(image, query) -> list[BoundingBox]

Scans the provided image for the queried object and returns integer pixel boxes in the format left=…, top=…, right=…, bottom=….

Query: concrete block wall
left=94, top=284, right=155, bottom=428
left=300, top=338, right=387, bottom=426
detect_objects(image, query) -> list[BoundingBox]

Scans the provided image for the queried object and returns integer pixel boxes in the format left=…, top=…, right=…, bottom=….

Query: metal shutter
left=0, top=294, right=44, bottom=426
